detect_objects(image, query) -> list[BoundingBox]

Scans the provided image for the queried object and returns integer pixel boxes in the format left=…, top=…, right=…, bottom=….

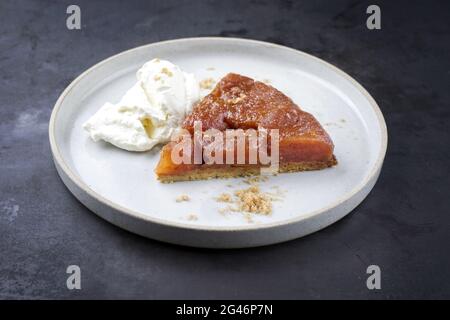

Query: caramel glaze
left=156, top=73, right=335, bottom=175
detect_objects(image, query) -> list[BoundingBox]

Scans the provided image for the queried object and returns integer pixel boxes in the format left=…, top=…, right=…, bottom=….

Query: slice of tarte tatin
left=155, top=73, right=337, bottom=182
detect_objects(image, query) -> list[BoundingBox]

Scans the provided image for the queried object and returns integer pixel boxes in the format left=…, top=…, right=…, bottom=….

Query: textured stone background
left=0, top=0, right=449, bottom=299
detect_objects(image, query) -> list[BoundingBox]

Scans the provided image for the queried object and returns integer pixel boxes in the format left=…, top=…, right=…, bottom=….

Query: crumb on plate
left=176, top=194, right=190, bottom=202
left=199, top=78, right=216, bottom=90
left=187, top=213, right=198, bottom=221
left=235, top=185, right=272, bottom=215
left=161, top=67, right=173, bottom=77
left=216, top=193, right=233, bottom=203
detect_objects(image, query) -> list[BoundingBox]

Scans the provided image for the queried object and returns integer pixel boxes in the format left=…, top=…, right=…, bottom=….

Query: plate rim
left=49, top=36, right=388, bottom=233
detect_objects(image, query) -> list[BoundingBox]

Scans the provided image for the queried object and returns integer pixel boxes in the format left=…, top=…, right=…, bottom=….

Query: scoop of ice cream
left=83, top=59, right=200, bottom=151
left=137, top=59, right=199, bottom=124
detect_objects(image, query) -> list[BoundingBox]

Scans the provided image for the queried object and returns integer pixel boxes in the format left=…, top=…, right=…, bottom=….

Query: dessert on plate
left=155, top=73, right=337, bottom=182
left=83, top=59, right=336, bottom=183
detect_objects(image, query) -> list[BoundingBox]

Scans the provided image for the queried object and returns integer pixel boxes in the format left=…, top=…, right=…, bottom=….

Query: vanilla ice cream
left=83, top=59, right=200, bottom=151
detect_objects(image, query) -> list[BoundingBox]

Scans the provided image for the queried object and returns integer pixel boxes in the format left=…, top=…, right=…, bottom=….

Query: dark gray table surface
left=1, top=0, right=449, bottom=299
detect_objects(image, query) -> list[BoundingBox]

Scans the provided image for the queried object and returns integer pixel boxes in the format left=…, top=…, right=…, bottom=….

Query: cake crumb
left=324, top=122, right=342, bottom=128
left=243, top=212, right=254, bottom=223
left=243, top=175, right=269, bottom=185
left=216, top=193, right=233, bottom=203
left=266, top=186, right=285, bottom=201
left=161, top=67, right=173, bottom=77
left=219, top=205, right=233, bottom=215
left=206, top=67, right=215, bottom=71
left=228, top=93, right=247, bottom=104
left=186, top=213, right=198, bottom=221
left=235, top=185, right=272, bottom=215
left=262, top=79, right=271, bottom=84
left=216, top=176, right=281, bottom=221
left=175, top=195, right=190, bottom=202
left=200, top=78, right=216, bottom=90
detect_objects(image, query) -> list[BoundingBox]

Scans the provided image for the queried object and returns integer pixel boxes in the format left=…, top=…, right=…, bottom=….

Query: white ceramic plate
left=49, top=38, right=387, bottom=248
